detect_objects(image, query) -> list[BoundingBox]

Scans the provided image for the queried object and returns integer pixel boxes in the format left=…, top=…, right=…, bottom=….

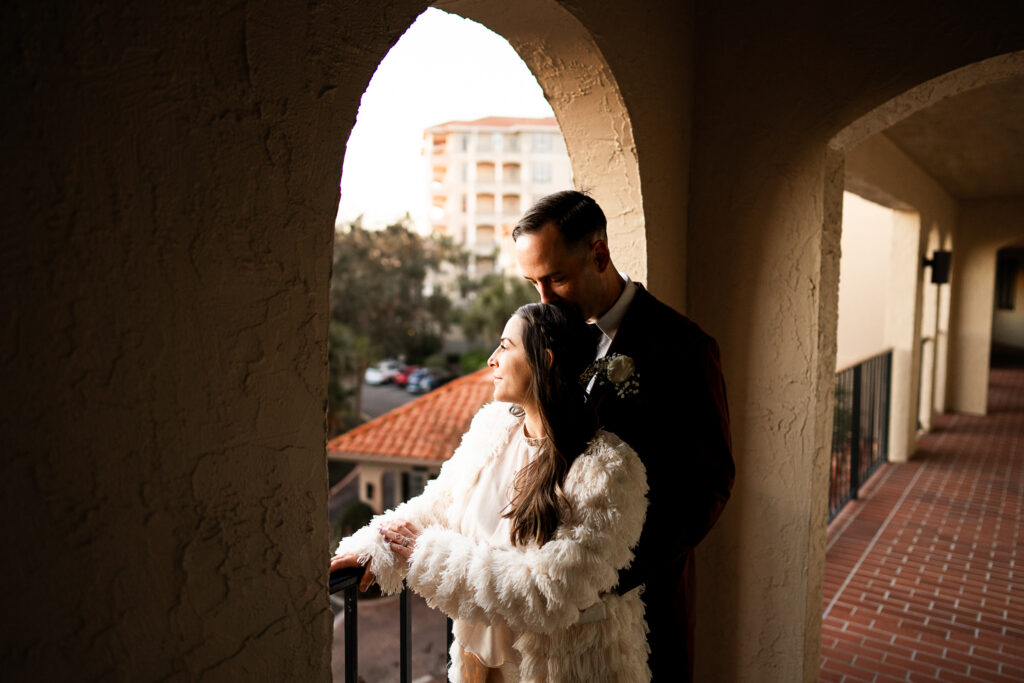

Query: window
left=477, top=256, right=495, bottom=275
left=431, top=133, right=447, bottom=154
left=996, top=252, right=1019, bottom=310
left=531, top=132, right=553, bottom=153
left=476, top=225, right=495, bottom=245
left=504, top=133, right=519, bottom=152
left=476, top=162, right=495, bottom=183
left=502, top=163, right=520, bottom=183
left=476, top=193, right=495, bottom=214
left=432, top=165, right=446, bottom=183
left=460, top=133, right=470, bottom=151
left=532, top=162, right=552, bottom=183
left=477, top=132, right=493, bottom=152
left=502, top=194, right=520, bottom=215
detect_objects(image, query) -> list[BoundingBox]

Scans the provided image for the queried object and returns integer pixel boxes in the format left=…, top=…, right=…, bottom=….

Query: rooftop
left=327, top=367, right=496, bottom=466
left=426, top=116, right=558, bottom=130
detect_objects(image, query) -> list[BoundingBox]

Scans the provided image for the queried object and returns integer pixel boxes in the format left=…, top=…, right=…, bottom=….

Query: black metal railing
left=329, top=567, right=453, bottom=683
left=828, top=350, right=892, bottom=522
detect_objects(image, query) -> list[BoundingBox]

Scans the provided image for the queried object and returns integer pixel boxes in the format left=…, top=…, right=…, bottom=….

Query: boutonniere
left=581, top=353, right=640, bottom=399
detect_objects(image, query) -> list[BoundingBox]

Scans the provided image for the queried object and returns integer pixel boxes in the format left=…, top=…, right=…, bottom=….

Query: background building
left=423, top=116, right=572, bottom=278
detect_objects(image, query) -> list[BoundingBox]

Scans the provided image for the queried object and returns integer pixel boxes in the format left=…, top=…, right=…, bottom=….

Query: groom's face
left=515, top=222, right=604, bottom=321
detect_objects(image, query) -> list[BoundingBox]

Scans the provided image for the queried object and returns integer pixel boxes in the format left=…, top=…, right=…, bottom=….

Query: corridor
left=821, top=365, right=1024, bottom=681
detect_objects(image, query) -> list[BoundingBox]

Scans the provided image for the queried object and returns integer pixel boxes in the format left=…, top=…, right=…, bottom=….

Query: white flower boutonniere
left=581, top=353, right=640, bottom=399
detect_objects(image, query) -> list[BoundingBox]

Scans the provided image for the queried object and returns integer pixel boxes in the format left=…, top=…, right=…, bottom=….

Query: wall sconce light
left=923, top=250, right=951, bottom=284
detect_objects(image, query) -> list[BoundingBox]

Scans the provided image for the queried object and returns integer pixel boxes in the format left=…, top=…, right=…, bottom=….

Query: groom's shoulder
left=628, top=284, right=712, bottom=344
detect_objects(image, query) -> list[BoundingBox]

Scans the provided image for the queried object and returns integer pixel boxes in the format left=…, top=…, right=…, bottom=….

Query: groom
left=513, top=191, right=734, bottom=681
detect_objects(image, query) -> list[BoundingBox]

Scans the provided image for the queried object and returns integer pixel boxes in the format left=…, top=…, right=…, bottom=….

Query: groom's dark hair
left=512, top=190, right=607, bottom=248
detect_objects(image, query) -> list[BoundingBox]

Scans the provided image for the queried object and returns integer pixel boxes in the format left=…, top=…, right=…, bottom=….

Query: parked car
left=406, top=367, right=457, bottom=394
left=405, top=368, right=430, bottom=393
left=393, top=364, right=420, bottom=388
left=364, top=359, right=403, bottom=385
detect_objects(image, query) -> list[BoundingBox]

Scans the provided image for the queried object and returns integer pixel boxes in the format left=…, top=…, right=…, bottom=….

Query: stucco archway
left=800, top=46, right=1024, bottom=679
left=325, top=0, right=649, bottom=286
left=824, top=50, right=1024, bottom=429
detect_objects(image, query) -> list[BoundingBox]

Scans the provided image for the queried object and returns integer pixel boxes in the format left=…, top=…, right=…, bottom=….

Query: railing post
left=400, top=586, right=412, bottom=683
left=882, top=351, right=892, bottom=461
left=344, top=583, right=358, bottom=683
left=850, top=363, right=862, bottom=501
left=446, top=617, right=454, bottom=677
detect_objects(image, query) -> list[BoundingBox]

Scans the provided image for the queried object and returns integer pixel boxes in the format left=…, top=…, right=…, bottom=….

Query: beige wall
left=843, top=134, right=958, bottom=460
left=835, top=193, right=895, bottom=369
left=4, top=0, right=1024, bottom=680
left=686, top=6, right=1023, bottom=681
left=993, top=266, right=1024, bottom=347
left=948, top=199, right=1024, bottom=413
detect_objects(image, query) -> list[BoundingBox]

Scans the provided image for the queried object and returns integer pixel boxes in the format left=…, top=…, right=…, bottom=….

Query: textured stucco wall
left=0, top=0, right=422, bottom=678
left=687, top=3, right=1024, bottom=680
left=948, top=199, right=1024, bottom=414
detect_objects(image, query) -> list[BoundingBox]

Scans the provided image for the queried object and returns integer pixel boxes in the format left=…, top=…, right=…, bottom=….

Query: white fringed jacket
left=334, top=401, right=651, bottom=682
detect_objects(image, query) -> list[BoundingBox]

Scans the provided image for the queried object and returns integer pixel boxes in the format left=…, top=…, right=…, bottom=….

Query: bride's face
left=487, top=316, right=533, bottom=405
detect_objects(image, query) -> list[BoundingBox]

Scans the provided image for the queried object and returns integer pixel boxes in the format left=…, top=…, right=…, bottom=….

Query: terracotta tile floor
left=822, top=365, right=1024, bottom=682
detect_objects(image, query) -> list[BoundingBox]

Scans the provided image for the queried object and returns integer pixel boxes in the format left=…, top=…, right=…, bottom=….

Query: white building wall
left=423, top=119, right=572, bottom=280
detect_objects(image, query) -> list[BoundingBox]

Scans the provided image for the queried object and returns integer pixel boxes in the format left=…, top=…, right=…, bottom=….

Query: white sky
left=335, top=8, right=554, bottom=232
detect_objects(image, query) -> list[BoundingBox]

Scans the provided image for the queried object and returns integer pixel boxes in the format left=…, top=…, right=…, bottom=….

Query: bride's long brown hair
left=503, top=301, right=599, bottom=546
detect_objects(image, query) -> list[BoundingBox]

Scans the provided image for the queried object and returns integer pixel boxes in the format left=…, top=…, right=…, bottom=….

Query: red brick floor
left=822, top=365, right=1024, bottom=682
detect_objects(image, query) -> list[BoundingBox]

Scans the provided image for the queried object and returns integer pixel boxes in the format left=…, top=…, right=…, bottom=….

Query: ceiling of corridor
left=883, top=77, right=1024, bottom=199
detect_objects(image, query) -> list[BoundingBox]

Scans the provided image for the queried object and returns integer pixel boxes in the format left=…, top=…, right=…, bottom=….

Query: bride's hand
left=379, top=519, right=422, bottom=560
left=330, top=553, right=376, bottom=592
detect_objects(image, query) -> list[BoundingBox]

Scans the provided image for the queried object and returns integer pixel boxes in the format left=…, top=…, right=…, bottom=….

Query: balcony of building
left=821, top=361, right=1024, bottom=682
left=9, top=3, right=1024, bottom=682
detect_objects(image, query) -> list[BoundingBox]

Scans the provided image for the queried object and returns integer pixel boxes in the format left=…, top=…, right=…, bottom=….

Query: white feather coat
left=335, top=401, right=650, bottom=682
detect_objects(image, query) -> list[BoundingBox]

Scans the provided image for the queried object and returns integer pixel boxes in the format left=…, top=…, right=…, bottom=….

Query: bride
left=330, top=302, right=650, bottom=682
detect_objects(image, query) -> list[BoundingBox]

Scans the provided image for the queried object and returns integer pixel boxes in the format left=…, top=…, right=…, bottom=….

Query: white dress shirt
left=591, top=276, right=636, bottom=359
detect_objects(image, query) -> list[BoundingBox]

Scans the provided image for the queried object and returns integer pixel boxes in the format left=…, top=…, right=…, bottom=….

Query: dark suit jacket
left=591, top=284, right=734, bottom=681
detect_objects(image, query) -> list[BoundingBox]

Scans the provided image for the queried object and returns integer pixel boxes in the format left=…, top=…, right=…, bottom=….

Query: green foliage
left=421, top=354, right=448, bottom=369
left=327, top=320, right=373, bottom=435
left=331, top=220, right=455, bottom=359
left=327, top=218, right=464, bottom=428
left=457, top=273, right=538, bottom=345
left=460, top=349, right=492, bottom=374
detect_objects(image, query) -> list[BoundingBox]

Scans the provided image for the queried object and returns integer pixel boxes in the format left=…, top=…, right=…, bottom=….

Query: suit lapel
left=607, top=283, right=653, bottom=359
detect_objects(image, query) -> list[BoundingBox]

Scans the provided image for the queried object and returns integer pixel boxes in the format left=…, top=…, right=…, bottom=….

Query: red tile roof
left=327, top=368, right=496, bottom=466
left=427, top=116, right=557, bottom=129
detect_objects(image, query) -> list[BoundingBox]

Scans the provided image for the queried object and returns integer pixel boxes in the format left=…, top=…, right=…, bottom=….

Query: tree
left=457, top=273, right=537, bottom=346
left=327, top=320, right=373, bottom=434
left=331, top=219, right=458, bottom=359
left=327, top=218, right=462, bottom=431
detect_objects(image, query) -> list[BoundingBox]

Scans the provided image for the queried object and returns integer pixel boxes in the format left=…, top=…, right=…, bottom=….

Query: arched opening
left=827, top=49, right=1024, bottom=425
left=325, top=3, right=649, bottom=680
left=820, top=49, right=1024, bottom=680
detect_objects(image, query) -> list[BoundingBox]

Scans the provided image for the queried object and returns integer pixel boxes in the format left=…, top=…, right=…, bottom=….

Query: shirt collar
left=594, top=275, right=636, bottom=341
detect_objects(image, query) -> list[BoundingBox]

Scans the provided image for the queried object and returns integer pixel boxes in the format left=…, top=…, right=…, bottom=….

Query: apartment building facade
left=423, top=116, right=572, bottom=278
